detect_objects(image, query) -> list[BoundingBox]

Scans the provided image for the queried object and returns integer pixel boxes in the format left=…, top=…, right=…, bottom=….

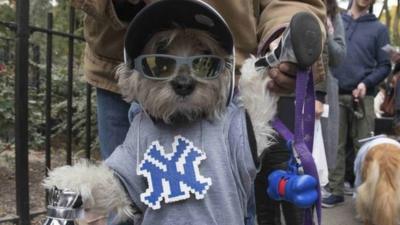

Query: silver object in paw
left=43, top=187, right=84, bottom=225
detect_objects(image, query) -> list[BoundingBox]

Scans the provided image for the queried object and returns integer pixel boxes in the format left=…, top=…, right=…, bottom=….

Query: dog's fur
left=238, top=56, right=278, bottom=153
left=356, top=143, right=400, bottom=225
left=43, top=160, right=135, bottom=222
left=43, top=28, right=277, bottom=223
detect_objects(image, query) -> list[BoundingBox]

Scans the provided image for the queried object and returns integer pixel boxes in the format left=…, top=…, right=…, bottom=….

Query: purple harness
left=271, top=69, right=321, bottom=225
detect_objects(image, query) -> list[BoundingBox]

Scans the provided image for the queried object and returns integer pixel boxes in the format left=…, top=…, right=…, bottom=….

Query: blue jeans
left=96, top=88, right=130, bottom=159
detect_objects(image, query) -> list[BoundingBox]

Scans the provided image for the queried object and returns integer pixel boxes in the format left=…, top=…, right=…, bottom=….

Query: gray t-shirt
left=105, top=103, right=256, bottom=225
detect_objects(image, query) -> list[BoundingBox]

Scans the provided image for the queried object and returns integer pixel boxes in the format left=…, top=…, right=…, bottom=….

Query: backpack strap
left=245, top=110, right=260, bottom=168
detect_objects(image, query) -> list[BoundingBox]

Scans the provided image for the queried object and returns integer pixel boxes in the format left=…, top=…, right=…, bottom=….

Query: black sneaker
left=321, top=195, right=344, bottom=208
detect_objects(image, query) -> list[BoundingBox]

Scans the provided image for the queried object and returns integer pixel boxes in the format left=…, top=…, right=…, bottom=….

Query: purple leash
left=271, top=69, right=321, bottom=225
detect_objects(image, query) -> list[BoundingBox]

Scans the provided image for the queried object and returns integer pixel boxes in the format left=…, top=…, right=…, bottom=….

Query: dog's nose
left=170, top=75, right=196, bottom=96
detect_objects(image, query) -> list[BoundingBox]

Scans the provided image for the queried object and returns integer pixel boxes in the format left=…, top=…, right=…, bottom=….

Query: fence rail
left=0, top=3, right=89, bottom=225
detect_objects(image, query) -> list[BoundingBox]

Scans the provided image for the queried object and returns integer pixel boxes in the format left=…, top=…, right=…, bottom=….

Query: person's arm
left=71, top=0, right=144, bottom=30
left=361, top=26, right=392, bottom=89
left=327, top=14, right=346, bottom=67
left=390, top=52, right=400, bottom=64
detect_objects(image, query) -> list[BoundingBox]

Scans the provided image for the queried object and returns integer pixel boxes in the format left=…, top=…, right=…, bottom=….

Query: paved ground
left=277, top=195, right=361, bottom=225
left=321, top=195, right=361, bottom=225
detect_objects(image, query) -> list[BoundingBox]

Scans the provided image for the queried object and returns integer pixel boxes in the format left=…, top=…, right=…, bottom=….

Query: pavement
left=321, top=195, right=362, bottom=225
left=276, top=195, right=361, bottom=225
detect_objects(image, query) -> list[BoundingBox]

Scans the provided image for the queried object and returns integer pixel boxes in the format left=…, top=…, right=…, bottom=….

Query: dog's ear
left=115, top=63, right=140, bottom=103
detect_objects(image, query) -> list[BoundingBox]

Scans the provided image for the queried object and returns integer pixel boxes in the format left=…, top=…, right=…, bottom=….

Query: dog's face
left=117, top=28, right=232, bottom=123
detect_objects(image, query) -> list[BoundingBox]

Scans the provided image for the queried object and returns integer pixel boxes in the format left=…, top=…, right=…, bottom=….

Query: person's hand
left=391, top=52, right=400, bottom=64
left=266, top=62, right=297, bottom=94
left=315, top=100, right=324, bottom=119
left=326, top=17, right=334, bottom=35
left=352, top=82, right=366, bottom=101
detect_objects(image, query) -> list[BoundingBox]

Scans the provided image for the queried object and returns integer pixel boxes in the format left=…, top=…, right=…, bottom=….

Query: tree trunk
left=385, top=0, right=391, bottom=28
left=393, top=0, right=400, bottom=45
left=379, top=0, right=386, bottom=19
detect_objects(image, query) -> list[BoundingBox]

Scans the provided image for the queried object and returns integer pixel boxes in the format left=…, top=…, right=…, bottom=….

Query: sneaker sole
left=321, top=201, right=344, bottom=208
left=289, top=12, right=322, bottom=69
left=344, top=191, right=354, bottom=196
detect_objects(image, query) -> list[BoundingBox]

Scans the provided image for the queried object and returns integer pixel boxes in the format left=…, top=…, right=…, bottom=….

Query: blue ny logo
left=137, top=136, right=212, bottom=210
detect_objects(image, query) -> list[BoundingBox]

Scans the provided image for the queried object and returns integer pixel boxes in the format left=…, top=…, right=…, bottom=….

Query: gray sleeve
left=105, top=124, right=147, bottom=211
left=228, top=109, right=257, bottom=217
left=327, top=14, right=346, bottom=67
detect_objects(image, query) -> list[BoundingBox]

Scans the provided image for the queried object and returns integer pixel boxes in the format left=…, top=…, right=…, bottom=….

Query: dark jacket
left=333, top=12, right=391, bottom=95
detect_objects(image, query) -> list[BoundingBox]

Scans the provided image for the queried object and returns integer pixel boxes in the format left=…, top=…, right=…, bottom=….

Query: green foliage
left=30, top=0, right=52, bottom=27
left=0, top=4, right=14, bottom=37
left=380, top=5, right=400, bottom=47
left=50, top=65, right=99, bottom=152
left=0, top=2, right=99, bottom=153
left=0, top=62, right=99, bottom=152
left=0, top=72, right=15, bottom=142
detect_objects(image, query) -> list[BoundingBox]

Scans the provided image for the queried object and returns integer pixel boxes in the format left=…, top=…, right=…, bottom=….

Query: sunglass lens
left=141, top=56, right=176, bottom=79
left=192, top=57, right=223, bottom=79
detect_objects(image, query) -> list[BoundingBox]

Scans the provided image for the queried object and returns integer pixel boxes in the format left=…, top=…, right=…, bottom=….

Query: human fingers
left=357, top=83, right=366, bottom=98
left=279, top=62, right=298, bottom=78
left=352, top=88, right=359, bottom=99
left=359, top=88, right=366, bottom=98
left=267, top=67, right=296, bottom=93
left=266, top=80, right=293, bottom=94
left=315, top=100, right=324, bottom=119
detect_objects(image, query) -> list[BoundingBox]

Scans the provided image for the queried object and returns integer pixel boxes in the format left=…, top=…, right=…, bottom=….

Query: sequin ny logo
left=137, top=136, right=212, bottom=209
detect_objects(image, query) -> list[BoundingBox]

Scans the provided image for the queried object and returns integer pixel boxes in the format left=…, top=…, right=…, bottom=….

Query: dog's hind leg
left=356, top=159, right=379, bottom=225
left=43, top=160, right=137, bottom=224
left=371, top=148, right=400, bottom=225
left=358, top=147, right=400, bottom=225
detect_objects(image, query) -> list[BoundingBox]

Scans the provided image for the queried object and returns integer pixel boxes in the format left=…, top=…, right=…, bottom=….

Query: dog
left=355, top=137, right=400, bottom=225
left=42, top=3, right=278, bottom=224
left=117, top=28, right=232, bottom=123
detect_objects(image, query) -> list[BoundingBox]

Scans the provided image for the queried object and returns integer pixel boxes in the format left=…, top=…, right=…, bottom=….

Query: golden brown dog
left=356, top=143, right=400, bottom=225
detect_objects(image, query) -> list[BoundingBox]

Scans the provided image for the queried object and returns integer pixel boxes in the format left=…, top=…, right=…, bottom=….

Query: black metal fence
left=0, top=2, right=91, bottom=225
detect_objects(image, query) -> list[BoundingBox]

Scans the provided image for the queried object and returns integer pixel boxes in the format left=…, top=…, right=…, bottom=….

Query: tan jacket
left=72, top=0, right=326, bottom=93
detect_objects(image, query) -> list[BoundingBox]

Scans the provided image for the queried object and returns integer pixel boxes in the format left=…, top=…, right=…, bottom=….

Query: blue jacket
left=332, top=12, right=391, bottom=95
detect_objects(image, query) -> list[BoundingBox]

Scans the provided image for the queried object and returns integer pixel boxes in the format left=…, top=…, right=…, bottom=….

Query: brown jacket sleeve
left=71, top=0, right=138, bottom=30
left=256, top=0, right=327, bottom=83
left=257, top=0, right=326, bottom=54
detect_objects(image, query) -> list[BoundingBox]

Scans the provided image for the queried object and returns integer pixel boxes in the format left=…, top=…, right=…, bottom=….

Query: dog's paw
left=43, top=160, right=135, bottom=223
